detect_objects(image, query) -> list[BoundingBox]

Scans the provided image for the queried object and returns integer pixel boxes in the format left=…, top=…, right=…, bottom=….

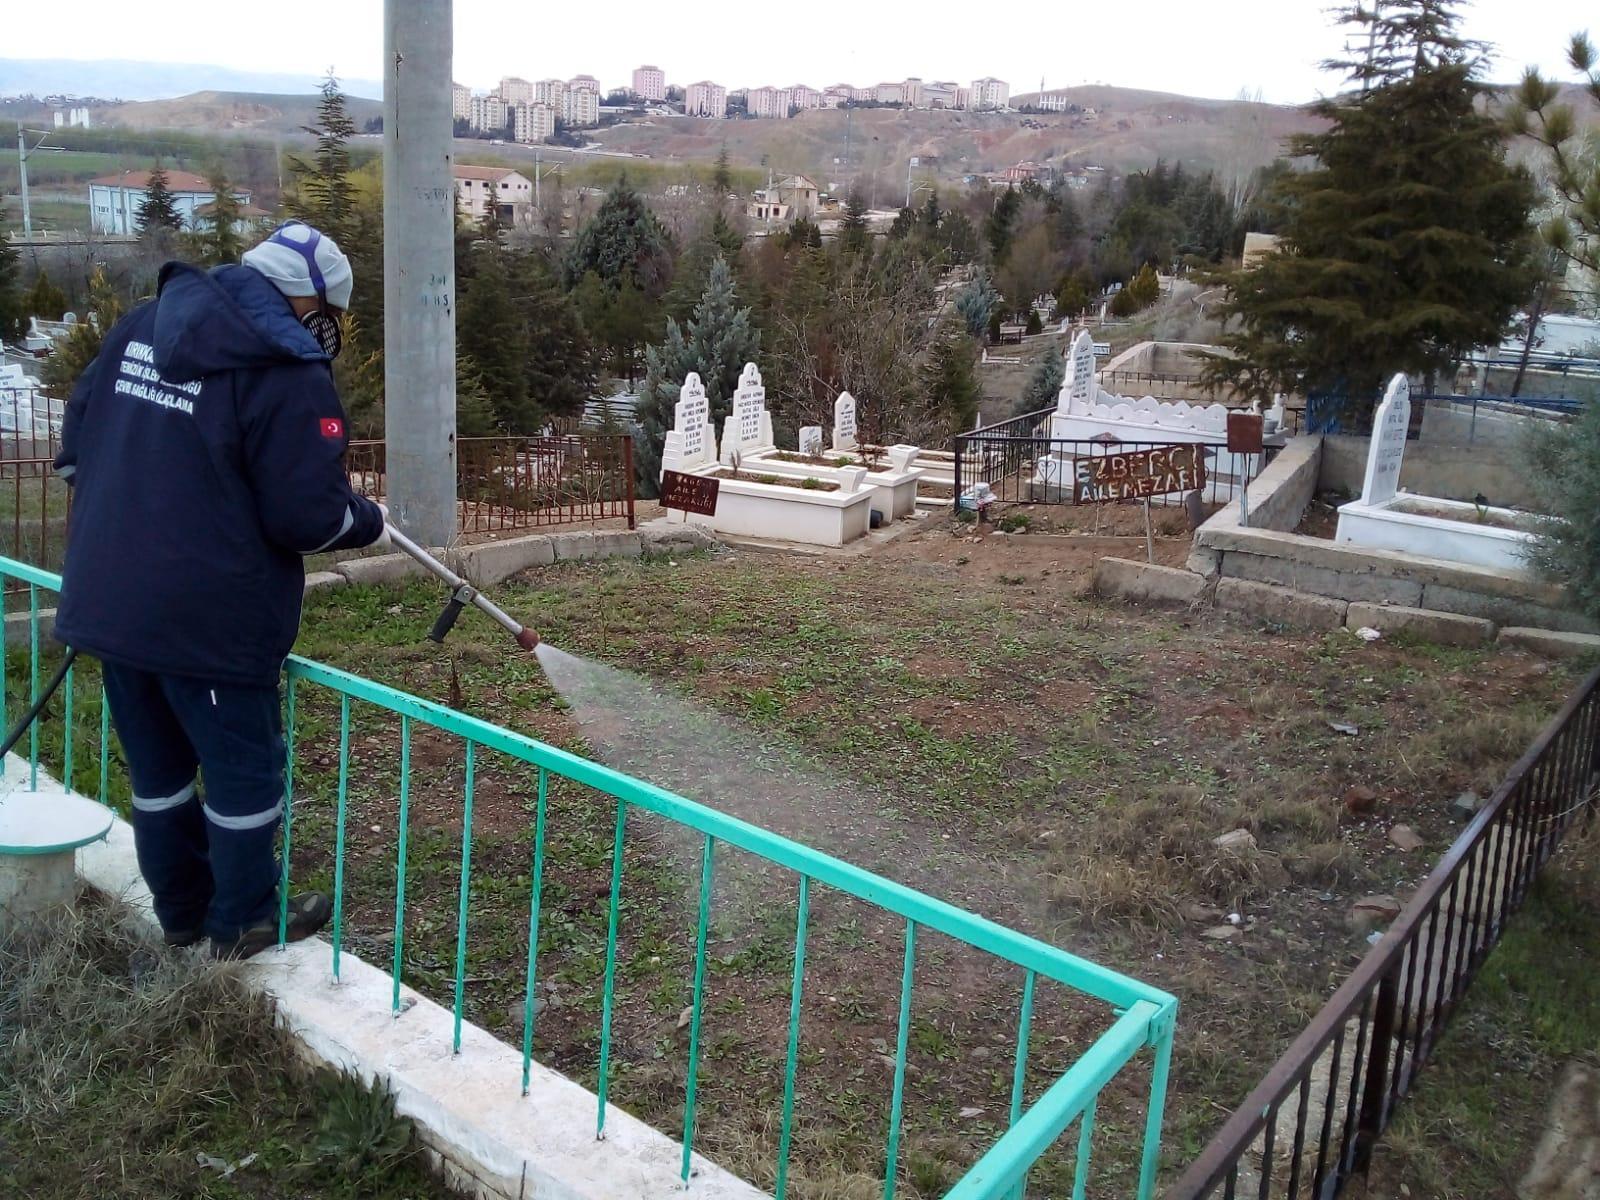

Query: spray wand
left=383, top=524, right=540, bottom=652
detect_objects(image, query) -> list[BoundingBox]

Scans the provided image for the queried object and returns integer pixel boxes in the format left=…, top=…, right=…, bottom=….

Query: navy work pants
left=101, top=662, right=285, bottom=941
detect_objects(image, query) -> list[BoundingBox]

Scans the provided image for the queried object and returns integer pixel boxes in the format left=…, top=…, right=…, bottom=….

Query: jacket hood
left=151, top=262, right=328, bottom=383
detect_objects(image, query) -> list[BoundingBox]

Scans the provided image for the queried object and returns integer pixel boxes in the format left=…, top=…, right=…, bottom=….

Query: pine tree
left=197, top=170, right=246, bottom=265
left=953, top=269, right=1000, bottom=338
left=137, top=164, right=183, bottom=235
left=1017, top=347, right=1065, bottom=415
left=662, top=212, right=743, bottom=325
left=712, top=144, right=733, bottom=196
left=939, top=211, right=978, bottom=264
left=839, top=188, right=870, bottom=257
left=23, top=270, right=68, bottom=322
left=1204, top=0, right=1537, bottom=412
left=287, top=74, right=359, bottom=242
left=563, top=179, right=673, bottom=297
left=1511, top=32, right=1600, bottom=280
left=0, top=214, right=21, bottom=341
left=921, top=315, right=981, bottom=432
left=1128, top=263, right=1161, bottom=308
left=1523, top=398, right=1600, bottom=619
left=41, top=269, right=124, bottom=399
left=985, top=186, right=1022, bottom=260
left=918, top=191, right=942, bottom=236
left=635, top=255, right=760, bottom=493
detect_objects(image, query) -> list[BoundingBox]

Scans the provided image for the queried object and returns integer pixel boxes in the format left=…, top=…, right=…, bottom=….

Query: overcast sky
left=7, top=0, right=1593, bottom=105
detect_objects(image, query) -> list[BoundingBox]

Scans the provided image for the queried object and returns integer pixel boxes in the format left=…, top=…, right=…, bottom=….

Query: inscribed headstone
left=1359, top=375, right=1410, bottom=506
left=660, top=372, right=716, bottom=478
left=720, top=362, right=774, bottom=464
left=1058, top=331, right=1096, bottom=414
left=833, top=391, right=858, bottom=452
left=798, top=426, right=823, bottom=455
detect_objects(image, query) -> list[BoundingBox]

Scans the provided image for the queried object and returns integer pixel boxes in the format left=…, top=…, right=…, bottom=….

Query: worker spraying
left=51, top=222, right=390, bottom=960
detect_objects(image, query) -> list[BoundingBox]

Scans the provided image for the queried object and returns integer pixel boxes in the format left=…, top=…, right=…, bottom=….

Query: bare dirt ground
left=288, top=509, right=1591, bottom=1198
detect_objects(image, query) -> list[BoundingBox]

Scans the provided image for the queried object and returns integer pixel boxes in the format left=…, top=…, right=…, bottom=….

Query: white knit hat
left=241, top=221, right=354, bottom=310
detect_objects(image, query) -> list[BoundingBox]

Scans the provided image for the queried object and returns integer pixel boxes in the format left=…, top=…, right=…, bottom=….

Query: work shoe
left=163, top=927, right=204, bottom=949
left=210, top=892, right=333, bottom=962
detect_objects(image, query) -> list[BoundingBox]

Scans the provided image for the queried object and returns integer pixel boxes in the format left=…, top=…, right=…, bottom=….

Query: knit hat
left=241, top=221, right=354, bottom=310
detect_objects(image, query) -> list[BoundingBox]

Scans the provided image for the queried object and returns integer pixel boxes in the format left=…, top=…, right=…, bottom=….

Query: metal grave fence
left=0, top=554, right=1177, bottom=1200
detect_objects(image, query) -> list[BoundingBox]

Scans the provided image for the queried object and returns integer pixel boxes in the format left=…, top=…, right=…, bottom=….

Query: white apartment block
left=920, top=80, right=961, bottom=108
left=632, top=65, right=666, bottom=101
left=747, top=86, right=793, bottom=119
left=874, top=82, right=904, bottom=105
left=901, top=78, right=924, bottom=107
left=790, top=85, right=822, bottom=110
left=563, top=85, right=600, bottom=127
left=469, top=94, right=509, bottom=134
left=451, top=82, right=472, bottom=121
left=535, top=78, right=566, bottom=108
left=513, top=102, right=556, bottom=144
left=970, top=77, right=1010, bottom=110
left=822, top=84, right=853, bottom=107
left=498, top=76, right=535, bottom=106
left=568, top=74, right=601, bottom=95
left=685, top=81, right=727, bottom=118
left=454, top=164, right=533, bottom=222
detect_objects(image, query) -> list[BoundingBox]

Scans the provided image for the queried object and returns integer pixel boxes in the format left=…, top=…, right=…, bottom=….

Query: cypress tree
left=1204, top=0, right=1538, bottom=414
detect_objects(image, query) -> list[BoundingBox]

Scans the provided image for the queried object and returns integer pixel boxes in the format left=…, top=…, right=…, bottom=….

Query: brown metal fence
left=0, top=387, right=69, bottom=594
left=347, top=434, right=636, bottom=533
left=1166, top=665, right=1600, bottom=1200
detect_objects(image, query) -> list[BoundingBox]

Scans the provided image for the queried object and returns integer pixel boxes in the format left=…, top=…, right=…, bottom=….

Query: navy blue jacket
left=54, top=262, right=385, bottom=686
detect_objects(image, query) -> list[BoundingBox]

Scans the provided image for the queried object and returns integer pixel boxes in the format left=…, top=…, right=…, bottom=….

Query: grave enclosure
left=660, top=364, right=926, bottom=546
left=1333, top=376, right=1541, bottom=572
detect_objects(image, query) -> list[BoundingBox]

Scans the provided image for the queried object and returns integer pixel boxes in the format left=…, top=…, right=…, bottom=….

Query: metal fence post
left=952, top=432, right=963, bottom=509
left=1353, top=964, right=1401, bottom=1173
left=623, top=435, right=636, bottom=529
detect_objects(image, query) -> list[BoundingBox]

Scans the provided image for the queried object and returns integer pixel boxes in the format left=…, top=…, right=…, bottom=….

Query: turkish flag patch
left=320, top=417, right=344, bottom=440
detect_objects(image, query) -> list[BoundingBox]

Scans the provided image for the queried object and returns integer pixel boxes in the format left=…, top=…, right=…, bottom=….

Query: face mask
left=302, top=308, right=344, bottom=360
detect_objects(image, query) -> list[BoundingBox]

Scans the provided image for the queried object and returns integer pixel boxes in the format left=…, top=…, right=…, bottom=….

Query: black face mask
left=302, top=308, right=345, bottom=360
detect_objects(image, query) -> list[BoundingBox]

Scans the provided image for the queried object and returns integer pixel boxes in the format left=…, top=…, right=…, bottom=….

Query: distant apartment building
left=535, top=78, right=566, bottom=109
left=568, top=74, right=601, bottom=95
left=747, top=86, right=794, bottom=119
left=469, top=93, right=509, bottom=135
left=632, top=65, right=666, bottom=101
left=900, top=78, right=924, bottom=108
left=822, top=84, right=854, bottom=107
left=1034, top=91, right=1077, bottom=113
left=52, top=106, right=92, bottom=129
left=685, top=81, right=727, bottom=118
left=451, top=82, right=472, bottom=121
left=513, top=102, right=556, bottom=144
left=88, top=169, right=249, bottom=236
left=454, top=164, right=533, bottom=223
left=873, top=81, right=904, bottom=105
left=920, top=80, right=961, bottom=109
left=790, top=84, right=822, bottom=110
left=970, top=77, right=1010, bottom=110
left=563, top=84, right=600, bottom=127
left=497, top=76, right=535, bottom=106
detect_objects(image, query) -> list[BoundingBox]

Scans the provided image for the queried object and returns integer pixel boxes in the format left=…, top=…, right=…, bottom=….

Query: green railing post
left=1009, top=970, right=1037, bottom=1200
left=391, top=716, right=412, bottom=1014
left=1071, top=1099, right=1096, bottom=1200
left=98, top=688, right=108, bottom=805
left=452, top=740, right=478, bottom=1054
left=277, top=676, right=297, bottom=948
left=1, top=582, right=7, bottom=780
left=775, top=874, right=812, bottom=1200
left=61, top=659, right=73, bottom=790
left=331, top=693, right=350, bottom=979
left=883, top=918, right=917, bottom=1199
left=521, top=767, right=549, bottom=1096
left=680, top=833, right=716, bottom=1182
left=28, top=583, right=38, bottom=788
left=596, top=795, right=628, bottom=1137
left=1135, top=1010, right=1176, bottom=1200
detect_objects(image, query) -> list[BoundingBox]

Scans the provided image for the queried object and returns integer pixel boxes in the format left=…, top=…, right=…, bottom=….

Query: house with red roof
left=87, top=169, right=254, bottom=236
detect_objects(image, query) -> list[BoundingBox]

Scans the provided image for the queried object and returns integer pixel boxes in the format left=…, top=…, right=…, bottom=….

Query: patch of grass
left=0, top=899, right=454, bottom=1200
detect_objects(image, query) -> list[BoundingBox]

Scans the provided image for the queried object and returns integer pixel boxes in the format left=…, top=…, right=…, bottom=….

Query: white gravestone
left=719, top=362, right=775, bottom=465
left=798, top=426, right=823, bottom=456
left=1055, top=330, right=1096, bottom=415
left=659, top=372, right=717, bottom=478
left=1360, top=375, right=1410, bottom=506
left=833, top=391, right=859, bottom=452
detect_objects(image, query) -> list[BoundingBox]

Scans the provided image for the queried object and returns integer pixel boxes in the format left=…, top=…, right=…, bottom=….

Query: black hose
left=0, top=646, right=79, bottom=759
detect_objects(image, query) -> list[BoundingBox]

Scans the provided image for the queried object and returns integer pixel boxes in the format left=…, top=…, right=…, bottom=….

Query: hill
left=93, top=90, right=383, bottom=136
left=584, top=87, right=1323, bottom=190
left=0, top=58, right=381, bottom=102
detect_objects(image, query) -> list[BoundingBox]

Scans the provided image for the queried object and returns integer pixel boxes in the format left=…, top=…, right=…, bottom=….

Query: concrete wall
left=1321, top=434, right=1539, bottom=509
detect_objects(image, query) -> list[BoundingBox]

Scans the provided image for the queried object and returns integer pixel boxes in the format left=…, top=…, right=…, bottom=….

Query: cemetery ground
left=282, top=514, right=1595, bottom=1198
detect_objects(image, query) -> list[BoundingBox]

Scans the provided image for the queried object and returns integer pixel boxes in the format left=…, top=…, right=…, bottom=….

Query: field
left=272, top=514, right=1588, bottom=1197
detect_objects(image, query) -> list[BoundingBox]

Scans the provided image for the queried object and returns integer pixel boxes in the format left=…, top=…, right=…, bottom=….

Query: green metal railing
left=1, top=554, right=1178, bottom=1199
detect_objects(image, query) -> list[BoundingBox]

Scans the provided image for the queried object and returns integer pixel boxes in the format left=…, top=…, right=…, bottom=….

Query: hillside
left=95, top=90, right=383, bottom=136
left=586, top=87, right=1323, bottom=187
left=0, top=58, right=381, bottom=102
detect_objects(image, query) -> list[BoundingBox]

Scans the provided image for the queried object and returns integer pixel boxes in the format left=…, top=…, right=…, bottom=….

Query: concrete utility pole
left=383, top=0, right=458, bottom=548
left=17, top=130, right=32, bottom=240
